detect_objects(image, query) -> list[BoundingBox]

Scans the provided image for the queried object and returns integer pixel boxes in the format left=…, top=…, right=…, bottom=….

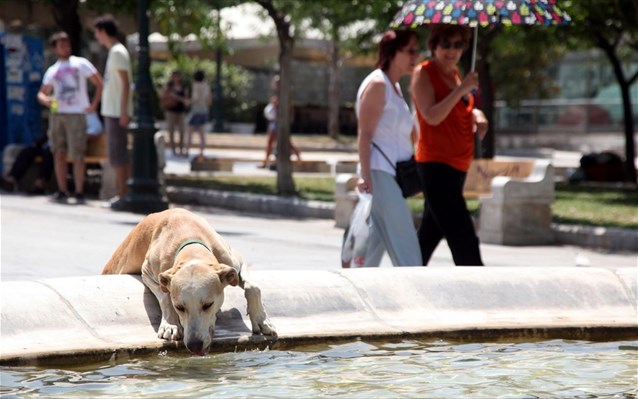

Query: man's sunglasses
left=440, top=40, right=465, bottom=50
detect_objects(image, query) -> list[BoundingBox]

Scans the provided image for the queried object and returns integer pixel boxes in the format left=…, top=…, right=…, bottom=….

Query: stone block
left=191, top=157, right=235, bottom=172
left=292, top=160, right=331, bottom=173
left=478, top=160, right=555, bottom=245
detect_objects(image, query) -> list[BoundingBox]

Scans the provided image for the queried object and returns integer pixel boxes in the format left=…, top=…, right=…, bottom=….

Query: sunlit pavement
left=1, top=193, right=635, bottom=282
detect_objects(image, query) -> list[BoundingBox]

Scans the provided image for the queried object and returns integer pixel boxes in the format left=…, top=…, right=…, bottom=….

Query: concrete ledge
left=1, top=267, right=636, bottom=364
left=166, top=186, right=335, bottom=219
left=552, top=223, right=638, bottom=252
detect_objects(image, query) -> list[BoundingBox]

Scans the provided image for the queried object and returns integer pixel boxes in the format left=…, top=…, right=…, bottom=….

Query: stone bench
left=335, top=159, right=555, bottom=245
left=463, top=159, right=536, bottom=199
left=475, top=159, right=555, bottom=245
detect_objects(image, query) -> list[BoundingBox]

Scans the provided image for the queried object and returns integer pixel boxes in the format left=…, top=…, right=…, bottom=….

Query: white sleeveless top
left=356, top=69, right=414, bottom=176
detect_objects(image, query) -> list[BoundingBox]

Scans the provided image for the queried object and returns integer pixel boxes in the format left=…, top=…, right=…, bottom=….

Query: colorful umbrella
left=390, top=0, right=571, bottom=70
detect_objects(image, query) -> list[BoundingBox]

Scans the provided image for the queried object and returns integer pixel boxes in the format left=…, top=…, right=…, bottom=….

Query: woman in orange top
left=411, top=24, right=488, bottom=266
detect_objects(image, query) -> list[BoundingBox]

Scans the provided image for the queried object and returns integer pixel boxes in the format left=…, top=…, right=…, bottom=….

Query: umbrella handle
left=470, top=25, right=478, bottom=72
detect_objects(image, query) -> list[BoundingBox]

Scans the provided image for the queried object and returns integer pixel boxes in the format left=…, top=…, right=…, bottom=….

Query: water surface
left=1, top=339, right=637, bottom=398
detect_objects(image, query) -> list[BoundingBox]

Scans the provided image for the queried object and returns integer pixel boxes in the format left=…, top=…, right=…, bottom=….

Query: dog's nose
left=186, top=338, right=205, bottom=356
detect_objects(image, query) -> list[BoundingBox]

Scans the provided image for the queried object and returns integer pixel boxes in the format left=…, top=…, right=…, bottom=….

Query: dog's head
left=159, top=262, right=238, bottom=355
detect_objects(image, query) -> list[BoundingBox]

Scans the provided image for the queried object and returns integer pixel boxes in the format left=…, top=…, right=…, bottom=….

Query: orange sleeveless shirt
left=414, top=60, right=475, bottom=172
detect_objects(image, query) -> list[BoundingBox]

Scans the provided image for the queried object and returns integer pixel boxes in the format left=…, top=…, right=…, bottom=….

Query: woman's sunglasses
left=440, top=40, right=465, bottom=50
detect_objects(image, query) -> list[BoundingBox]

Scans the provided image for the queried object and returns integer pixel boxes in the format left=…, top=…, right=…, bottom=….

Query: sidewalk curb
left=1, top=268, right=636, bottom=364
left=552, top=223, right=638, bottom=253
left=166, top=186, right=335, bottom=219
left=166, top=186, right=638, bottom=252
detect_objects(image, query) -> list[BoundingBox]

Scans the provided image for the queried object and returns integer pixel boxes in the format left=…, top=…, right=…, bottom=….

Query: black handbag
left=371, top=142, right=422, bottom=198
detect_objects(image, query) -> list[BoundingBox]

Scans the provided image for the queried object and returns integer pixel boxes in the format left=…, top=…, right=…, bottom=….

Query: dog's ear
left=218, top=265, right=239, bottom=287
left=159, top=271, right=173, bottom=293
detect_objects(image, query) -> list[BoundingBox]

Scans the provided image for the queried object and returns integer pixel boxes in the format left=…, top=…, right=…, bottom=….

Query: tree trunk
left=595, top=32, right=637, bottom=183
left=327, top=39, right=340, bottom=139
left=620, top=81, right=637, bottom=183
left=476, top=57, right=495, bottom=159
left=50, top=0, right=82, bottom=56
left=256, top=0, right=295, bottom=194
left=276, top=34, right=296, bottom=194
left=473, top=28, right=498, bottom=159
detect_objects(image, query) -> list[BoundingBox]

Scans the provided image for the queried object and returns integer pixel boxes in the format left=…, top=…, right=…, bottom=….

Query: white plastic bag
left=341, top=190, right=372, bottom=268
left=86, top=112, right=104, bottom=136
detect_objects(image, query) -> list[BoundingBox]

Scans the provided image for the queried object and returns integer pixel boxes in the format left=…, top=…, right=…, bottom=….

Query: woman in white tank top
left=354, top=29, right=422, bottom=267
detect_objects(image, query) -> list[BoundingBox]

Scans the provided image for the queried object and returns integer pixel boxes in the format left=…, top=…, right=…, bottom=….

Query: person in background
left=37, top=31, right=103, bottom=205
left=93, top=14, right=133, bottom=211
left=411, top=24, right=489, bottom=266
left=258, top=95, right=301, bottom=169
left=162, top=70, right=190, bottom=157
left=0, top=133, right=54, bottom=195
left=185, top=70, right=211, bottom=159
left=355, top=28, right=422, bottom=267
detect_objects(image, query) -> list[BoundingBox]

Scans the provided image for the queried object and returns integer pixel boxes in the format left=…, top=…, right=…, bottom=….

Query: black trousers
left=417, top=162, right=484, bottom=266
left=9, top=146, right=54, bottom=182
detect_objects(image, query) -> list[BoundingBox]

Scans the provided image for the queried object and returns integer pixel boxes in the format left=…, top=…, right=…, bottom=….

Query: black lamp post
left=121, top=0, right=169, bottom=214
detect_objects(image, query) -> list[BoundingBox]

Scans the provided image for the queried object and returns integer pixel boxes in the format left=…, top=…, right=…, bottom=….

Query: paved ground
left=1, top=132, right=635, bottom=281
left=1, top=192, right=635, bottom=282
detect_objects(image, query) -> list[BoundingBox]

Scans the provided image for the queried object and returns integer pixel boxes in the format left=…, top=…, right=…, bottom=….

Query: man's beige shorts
left=49, top=113, right=87, bottom=160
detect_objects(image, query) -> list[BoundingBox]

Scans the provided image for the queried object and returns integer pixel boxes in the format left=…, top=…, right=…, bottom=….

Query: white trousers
left=364, top=169, right=422, bottom=267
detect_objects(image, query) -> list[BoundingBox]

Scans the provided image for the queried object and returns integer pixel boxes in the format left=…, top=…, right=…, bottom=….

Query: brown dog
left=102, top=208, right=276, bottom=355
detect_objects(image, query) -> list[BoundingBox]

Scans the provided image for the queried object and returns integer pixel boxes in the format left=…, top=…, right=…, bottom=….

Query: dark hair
left=48, top=31, right=69, bottom=47
left=93, top=14, right=119, bottom=38
left=374, top=29, right=418, bottom=71
left=426, top=24, right=472, bottom=53
left=194, top=70, right=205, bottom=82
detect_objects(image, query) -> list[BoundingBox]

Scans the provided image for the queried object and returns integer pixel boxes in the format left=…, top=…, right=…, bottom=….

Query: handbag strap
left=371, top=142, right=396, bottom=171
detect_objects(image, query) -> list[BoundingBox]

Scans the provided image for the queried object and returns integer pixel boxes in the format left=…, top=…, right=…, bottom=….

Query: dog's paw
left=251, top=316, right=277, bottom=336
left=158, top=320, right=183, bottom=341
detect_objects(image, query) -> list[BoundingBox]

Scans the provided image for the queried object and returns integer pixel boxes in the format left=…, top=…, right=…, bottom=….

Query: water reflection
left=1, top=339, right=637, bottom=398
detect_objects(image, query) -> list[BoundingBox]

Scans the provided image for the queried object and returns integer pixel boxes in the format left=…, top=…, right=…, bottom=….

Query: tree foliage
left=286, top=0, right=402, bottom=139
left=151, top=0, right=215, bottom=58
left=562, top=0, right=638, bottom=183
left=489, top=26, right=567, bottom=105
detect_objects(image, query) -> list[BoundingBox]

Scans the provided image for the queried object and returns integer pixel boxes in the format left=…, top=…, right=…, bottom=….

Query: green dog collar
left=175, top=239, right=211, bottom=259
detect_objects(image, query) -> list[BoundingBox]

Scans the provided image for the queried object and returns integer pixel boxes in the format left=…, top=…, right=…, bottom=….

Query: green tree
left=254, top=0, right=296, bottom=195
left=472, top=25, right=568, bottom=158
left=251, top=0, right=401, bottom=193
left=151, top=0, right=212, bottom=58
left=294, top=0, right=402, bottom=139
left=564, top=0, right=638, bottom=184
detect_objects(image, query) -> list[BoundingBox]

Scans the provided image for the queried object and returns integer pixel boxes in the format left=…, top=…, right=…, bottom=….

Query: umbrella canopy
left=390, top=0, right=571, bottom=28
left=390, top=0, right=571, bottom=70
